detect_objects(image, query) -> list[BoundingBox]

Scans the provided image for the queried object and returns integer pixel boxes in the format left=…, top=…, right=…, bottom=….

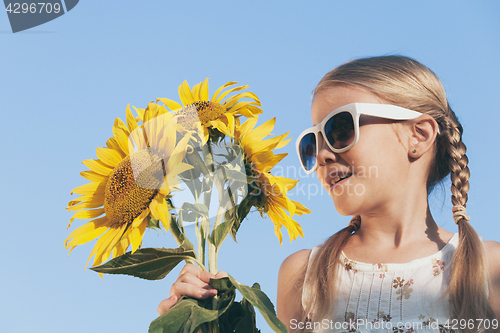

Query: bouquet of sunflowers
left=64, top=79, right=310, bottom=333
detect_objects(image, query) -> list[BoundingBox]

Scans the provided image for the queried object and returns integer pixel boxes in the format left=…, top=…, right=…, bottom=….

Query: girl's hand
left=157, top=264, right=228, bottom=315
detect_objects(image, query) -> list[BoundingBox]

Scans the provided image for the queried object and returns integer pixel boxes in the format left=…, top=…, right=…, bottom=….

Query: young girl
left=157, top=56, right=500, bottom=332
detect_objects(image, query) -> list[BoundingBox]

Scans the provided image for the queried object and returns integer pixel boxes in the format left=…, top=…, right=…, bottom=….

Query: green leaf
left=209, top=220, right=232, bottom=249
left=235, top=298, right=260, bottom=333
left=148, top=296, right=218, bottom=333
left=180, top=202, right=209, bottom=222
left=177, top=233, right=195, bottom=252
left=227, top=197, right=253, bottom=242
left=209, top=277, right=260, bottom=333
left=148, top=277, right=283, bottom=333
left=227, top=275, right=288, bottom=333
left=218, top=298, right=260, bottom=333
left=147, top=216, right=162, bottom=230
left=149, top=279, right=236, bottom=333
left=90, top=246, right=196, bottom=280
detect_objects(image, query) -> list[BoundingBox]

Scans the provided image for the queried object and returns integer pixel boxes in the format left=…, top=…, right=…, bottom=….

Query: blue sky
left=1, top=1, right=499, bottom=332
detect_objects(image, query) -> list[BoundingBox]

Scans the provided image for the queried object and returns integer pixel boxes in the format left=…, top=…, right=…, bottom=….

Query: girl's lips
left=330, top=174, right=352, bottom=186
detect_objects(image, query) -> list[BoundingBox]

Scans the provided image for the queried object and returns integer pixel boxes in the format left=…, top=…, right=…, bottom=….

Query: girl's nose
left=316, top=133, right=339, bottom=167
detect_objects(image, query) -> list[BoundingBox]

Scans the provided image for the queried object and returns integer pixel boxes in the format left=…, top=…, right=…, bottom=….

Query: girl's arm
left=277, top=249, right=311, bottom=332
left=484, top=240, right=500, bottom=320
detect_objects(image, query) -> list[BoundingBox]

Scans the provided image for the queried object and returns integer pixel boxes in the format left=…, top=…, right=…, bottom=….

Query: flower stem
left=169, top=215, right=205, bottom=269
left=169, top=216, right=184, bottom=247
left=208, top=205, right=225, bottom=274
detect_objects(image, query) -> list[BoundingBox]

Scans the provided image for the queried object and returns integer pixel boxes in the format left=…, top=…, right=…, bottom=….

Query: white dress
left=301, top=233, right=460, bottom=332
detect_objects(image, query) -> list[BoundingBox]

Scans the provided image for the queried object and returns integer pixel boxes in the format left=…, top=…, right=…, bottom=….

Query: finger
left=177, top=271, right=217, bottom=290
left=179, top=264, right=216, bottom=283
left=170, top=281, right=218, bottom=300
left=214, top=271, right=229, bottom=279
left=157, top=295, right=178, bottom=316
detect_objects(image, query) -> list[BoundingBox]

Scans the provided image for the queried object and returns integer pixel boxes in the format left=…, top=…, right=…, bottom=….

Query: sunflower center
left=104, top=149, right=165, bottom=226
left=177, top=101, right=226, bottom=130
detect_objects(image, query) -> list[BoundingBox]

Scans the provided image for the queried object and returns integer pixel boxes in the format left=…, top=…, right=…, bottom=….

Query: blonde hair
left=301, top=55, right=495, bottom=331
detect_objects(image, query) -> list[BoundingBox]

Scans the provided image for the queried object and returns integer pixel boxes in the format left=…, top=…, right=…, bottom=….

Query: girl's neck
left=343, top=205, right=454, bottom=264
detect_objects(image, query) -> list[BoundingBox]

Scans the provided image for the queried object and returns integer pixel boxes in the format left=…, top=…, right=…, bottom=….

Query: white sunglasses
left=296, top=103, right=435, bottom=174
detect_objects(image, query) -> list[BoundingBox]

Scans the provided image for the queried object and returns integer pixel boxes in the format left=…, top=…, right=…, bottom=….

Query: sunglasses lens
left=299, top=132, right=317, bottom=171
left=324, top=111, right=355, bottom=150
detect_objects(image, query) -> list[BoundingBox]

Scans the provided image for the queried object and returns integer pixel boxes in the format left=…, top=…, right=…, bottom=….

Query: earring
left=412, top=149, right=417, bottom=153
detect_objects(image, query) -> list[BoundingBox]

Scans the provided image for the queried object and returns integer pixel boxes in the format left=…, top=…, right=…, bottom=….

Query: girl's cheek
left=316, top=169, right=326, bottom=186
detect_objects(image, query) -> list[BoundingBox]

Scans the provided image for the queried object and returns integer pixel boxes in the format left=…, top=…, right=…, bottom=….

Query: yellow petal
left=132, top=209, right=149, bottom=228
left=206, top=120, right=231, bottom=137
left=92, top=227, right=122, bottom=267
left=96, top=147, right=122, bottom=168
left=68, top=193, right=105, bottom=208
left=267, top=206, right=284, bottom=245
left=166, top=133, right=192, bottom=171
left=85, top=228, right=114, bottom=268
left=127, top=106, right=144, bottom=149
left=166, top=162, right=194, bottom=179
left=214, top=85, right=248, bottom=104
left=80, top=171, right=108, bottom=183
left=245, top=117, right=276, bottom=143
left=198, top=78, right=209, bottom=101
left=224, top=114, right=235, bottom=135
left=150, top=195, right=170, bottom=230
left=157, top=98, right=182, bottom=111
left=245, top=104, right=264, bottom=116
left=130, top=217, right=147, bottom=253
left=132, top=106, right=145, bottom=121
left=100, top=223, right=128, bottom=260
left=82, top=159, right=113, bottom=176
left=66, top=223, right=109, bottom=248
left=158, top=116, right=178, bottom=155
left=68, top=208, right=105, bottom=227
left=65, top=216, right=109, bottom=247
left=113, top=118, right=132, bottom=155
left=114, top=228, right=131, bottom=257
left=192, top=82, right=202, bottom=101
left=252, top=152, right=287, bottom=172
left=178, top=81, right=195, bottom=106
left=66, top=197, right=104, bottom=211
left=126, top=105, right=139, bottom=133
left=275, top=136, right=291, bottom=149
left=211, top=81, right=237, bottom=102
left=292, top=200, right=312, bottom=215
left=238, top=117, right=258, bottom=138
left=143, top=117, right=157, bottom=150
left=70, top=181, right=106, bottom=196
left=224, top=91, right=260, bottom=106
left=270, top=175, right=299, bottom=194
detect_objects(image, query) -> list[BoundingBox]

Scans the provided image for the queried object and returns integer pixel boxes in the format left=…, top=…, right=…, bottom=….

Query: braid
left=443, top=107, right=495, bottom=330
left=444, top=115, right=470, bottom=208
left=300, top=215, right=360, bottom=328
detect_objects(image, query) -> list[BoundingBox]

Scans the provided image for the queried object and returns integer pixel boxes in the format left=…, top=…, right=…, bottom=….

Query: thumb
left=157, top=295, right=178, bottom=316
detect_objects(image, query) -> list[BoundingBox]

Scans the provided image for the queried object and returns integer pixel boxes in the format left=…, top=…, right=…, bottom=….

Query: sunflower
left=65, top=105, right=193, bottom=268
left=235, top=116, right=311, bottom=244
left=136, top=79, right=262, bottom=143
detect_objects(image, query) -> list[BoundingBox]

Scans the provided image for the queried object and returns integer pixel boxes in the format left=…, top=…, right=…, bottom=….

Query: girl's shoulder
left=280, top=249, right=312, bottom=272
left=483, top=240, right=500, bottom=318
left=277, top=249, right=312, bottom=327
left=484, top=240, right=500, bottom=274
left=278, top=249, right=312, bottom=288
left=483, top=240, right=500, bottom=254
left=483, top=240, right=500, bottom=281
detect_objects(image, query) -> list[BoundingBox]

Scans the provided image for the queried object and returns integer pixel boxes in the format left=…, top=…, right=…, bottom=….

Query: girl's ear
left=408, top=114, right=440, bottom=158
